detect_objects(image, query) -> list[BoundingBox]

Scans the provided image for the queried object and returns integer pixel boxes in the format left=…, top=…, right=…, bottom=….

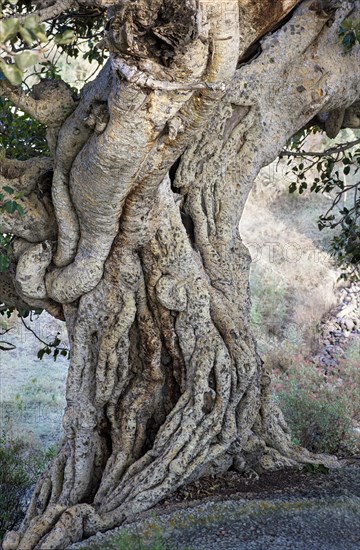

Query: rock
left=2, top=531, right=20, bottom=550
left=337, top=305, right=354, bottom=318
left=343, top=319, right=355, bottom=332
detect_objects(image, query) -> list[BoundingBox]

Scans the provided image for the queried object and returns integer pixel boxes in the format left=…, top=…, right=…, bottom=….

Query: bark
left=2, top=0, right=360, bottom=548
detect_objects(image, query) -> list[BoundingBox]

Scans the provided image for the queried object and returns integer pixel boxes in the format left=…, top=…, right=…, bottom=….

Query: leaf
left=37, top=348, right=46, bottom=360
left=54, top=29, right=75, bottom=45
left=2, top=185, right=14, bottom=195
left=15, top=203, right=25, bottom=216
left=0, top=18, right=20, bottom=44
left=15, top=51, right=39, bottom=70
left=19, top=27, right=35, bottom=47
left=23, top=15, right=40, bottom=32
left=0, top=254, right=10, bottom=272
left=35, top=26, right=48, bottom=44
left=60, top=350, right=68, bottom=357
left=3, top=200, right=18, bottom=214
left=303, top=463, right=330, bottom=474
left=0, top=62, right=23, bottom=86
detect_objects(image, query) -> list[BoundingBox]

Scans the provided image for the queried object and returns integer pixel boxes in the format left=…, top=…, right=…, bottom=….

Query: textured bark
left=2, top=0, right=360, bottom=548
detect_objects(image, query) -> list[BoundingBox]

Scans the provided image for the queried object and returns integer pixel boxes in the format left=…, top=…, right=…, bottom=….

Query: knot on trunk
left=156, top=274, right=187, bottom=311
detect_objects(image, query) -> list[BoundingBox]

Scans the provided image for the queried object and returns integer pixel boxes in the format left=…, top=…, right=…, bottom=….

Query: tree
left=282, top=130, right=360, bottom=280
left=1, top=0, right=360, bottom=548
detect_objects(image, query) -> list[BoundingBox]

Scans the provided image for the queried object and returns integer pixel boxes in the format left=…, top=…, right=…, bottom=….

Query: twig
left=280, top=138, right=360, bottom=159
left=4, top=0, right=75, bottom=24
left=20, top=316, right=69, bottom=351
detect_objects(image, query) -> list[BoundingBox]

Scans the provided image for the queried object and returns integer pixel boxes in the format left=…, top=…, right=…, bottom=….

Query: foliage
left=80, top=530, right=193, bottom=550
left=272, top=351, right=360, bottom=455
left=0, top=0, right=106, bottom=86
left=281, top=18, right=360, bottom=280
left=338, top=17, right=360, bottom=52
left=0, top=233, right=11, bottom=272
left=283, top=132, right=360, bottom=281
left=0, top=96, right=48, bottom=283
left=0, top=7, right=47, bottom=85
left=0, top=97, right=48, bottom=159
left=0, top=184, right=25, bottom=216
left=19, top=315, right=70, bottom=360
left=0, top=432, right=55, bottom=541
left=36, top=333, right=70, bottom=361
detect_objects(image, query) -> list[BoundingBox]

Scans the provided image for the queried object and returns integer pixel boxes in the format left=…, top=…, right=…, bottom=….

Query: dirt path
left=70, top=464, right=360, bottom=550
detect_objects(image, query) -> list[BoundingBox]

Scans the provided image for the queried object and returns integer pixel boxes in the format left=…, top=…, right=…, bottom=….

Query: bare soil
left=159, top=460, right=360, bottom=509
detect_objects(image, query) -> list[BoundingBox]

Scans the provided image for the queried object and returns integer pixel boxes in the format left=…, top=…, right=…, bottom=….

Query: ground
left=69, top=462, right=360, bottom=550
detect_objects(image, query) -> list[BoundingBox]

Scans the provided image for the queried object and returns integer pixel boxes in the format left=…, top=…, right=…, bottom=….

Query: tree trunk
left=2, top=1, right=360, bottom=548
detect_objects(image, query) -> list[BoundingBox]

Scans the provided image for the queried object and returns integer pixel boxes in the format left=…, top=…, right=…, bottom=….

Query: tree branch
left=6, top=0, right=76, bottom=23
left=0, top=156, right=57, bottom=242
left=0, top=269, right=31, bottom=311
left=0, top=79, right=77, bottom=127
left=0, top=157, right=53, bottom=194
left=280, top=138, right=360, bottom=158
left=20, top=316, right=69, bottom=352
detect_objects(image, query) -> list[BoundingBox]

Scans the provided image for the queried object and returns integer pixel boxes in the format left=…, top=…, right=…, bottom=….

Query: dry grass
left=240, top=159, right=340, bottom=367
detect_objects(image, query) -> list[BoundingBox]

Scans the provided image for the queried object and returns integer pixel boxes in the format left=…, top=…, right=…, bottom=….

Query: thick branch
left=0, top=79, right=76, bottom=127
left=0, top=157, right=56, bottom=242
left=0, top=269, right=30, bottom=310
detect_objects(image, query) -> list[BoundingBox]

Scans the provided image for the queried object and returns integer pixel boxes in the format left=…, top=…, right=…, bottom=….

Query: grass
left=80, top=530, right=194, bottom=550
left=241, top=155, right=360, bottom=455
left=0, top=311, right=68, bottom=448
left=0, top=432, right=56, bottom=541
left=272, top=348, right=360, bottom=454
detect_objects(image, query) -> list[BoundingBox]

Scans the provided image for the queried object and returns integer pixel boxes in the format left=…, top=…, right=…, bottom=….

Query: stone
left=343, top=319, right=355, bottom=332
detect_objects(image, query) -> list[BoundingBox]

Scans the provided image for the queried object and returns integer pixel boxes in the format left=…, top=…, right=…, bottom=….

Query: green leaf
left=0, top=18, right=20, bottom=44
left=304, top=463, right=330, bottom=475
left=15, top=51, right=39, bottom=70
left=54, top=29, right=75, bottom=45
left=0, top=254, right=10, bottom=272
left=15, top=203, right=25, bottom=216
left=23, top=15, right=40, bottom=32
left=35, top=26, right=48, bottom=43
left=0, top=62, right=23, bottom=86
left=4, top=200, right=19, bottom=214
left=37, top=348, right=46, bottom=360
left=19, top=27, right=35, bottom=47
left=2, top=185, right=14, bottom=195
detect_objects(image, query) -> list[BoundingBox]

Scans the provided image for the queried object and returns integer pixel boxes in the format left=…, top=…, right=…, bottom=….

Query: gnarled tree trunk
left=2, top=0, right=360, bottom=548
